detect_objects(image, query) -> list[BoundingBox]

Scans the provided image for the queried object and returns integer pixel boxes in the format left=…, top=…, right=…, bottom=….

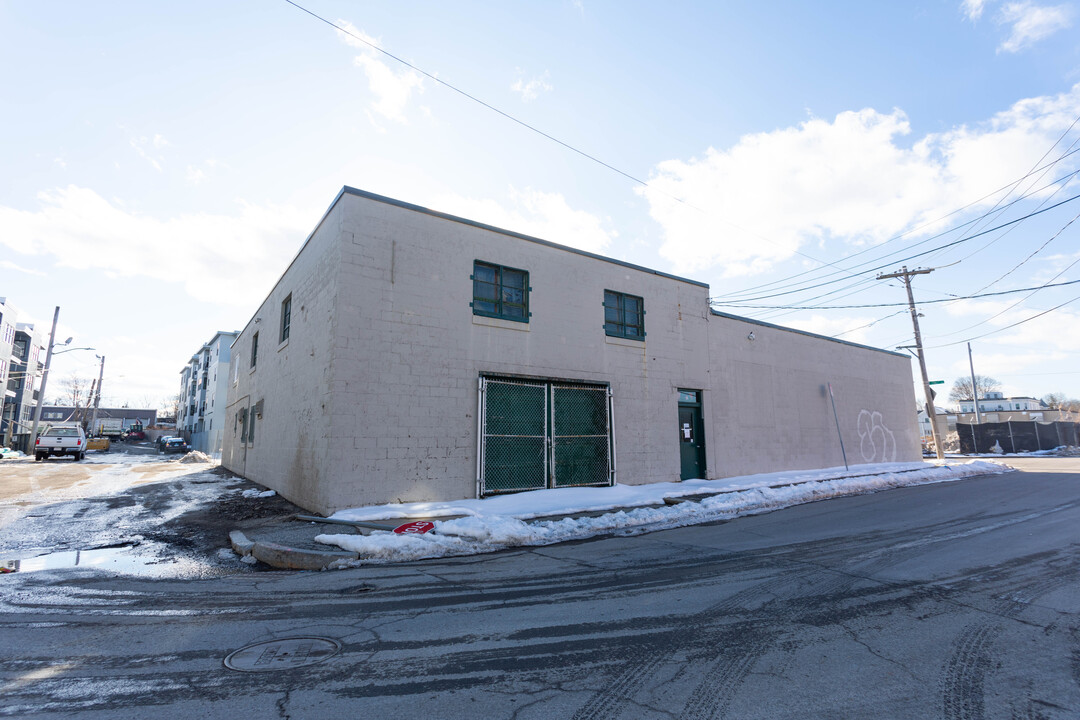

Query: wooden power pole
left=877, top=266, right=944, bottom=460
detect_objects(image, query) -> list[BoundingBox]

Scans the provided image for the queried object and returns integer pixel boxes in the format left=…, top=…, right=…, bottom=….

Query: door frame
left=677, top=388, right=706, bottom=480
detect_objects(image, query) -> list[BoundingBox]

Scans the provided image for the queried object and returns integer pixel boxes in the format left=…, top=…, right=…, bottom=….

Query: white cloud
left=336, top=19, right=424, bottom=123
left=434, top=187, right=616, bottom=255
left=0, top=259, right=46, bottom=276
left=962, top=0, right=988, bottom=20
left=640, top=84, right=1080, bottom=277
left=186, top=165, right=206, bottom=184
left=0, top=186, right=311, bottom=307
left=129, top=136, right=163, bottom=171
left=998, top=2, right=1073, bottom=52
left=782, top=313, right=879, bottom=343
left=511, top=71, right=553, bottom=102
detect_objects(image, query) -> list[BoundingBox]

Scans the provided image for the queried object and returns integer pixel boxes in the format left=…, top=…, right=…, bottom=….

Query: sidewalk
left=229, top=459, right=1010, bottom=570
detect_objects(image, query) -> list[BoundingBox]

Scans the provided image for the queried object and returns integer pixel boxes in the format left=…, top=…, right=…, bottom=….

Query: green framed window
left=280, top=294, right=291, bottom=343
left=604, top=290, right=645, bottom=339
left=472, top=261, right=530, bottom=322
left=250, top=332, right=259, bottom=368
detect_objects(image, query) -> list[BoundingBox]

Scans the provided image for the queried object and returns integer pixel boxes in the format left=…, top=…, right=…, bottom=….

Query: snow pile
left=0, top=448, right=25, bottom=459
left=240, top=489, right=276, bottom=498
left=317, top=460, right=1009, bottom=566
left=178, top=451, right=213, bottom=464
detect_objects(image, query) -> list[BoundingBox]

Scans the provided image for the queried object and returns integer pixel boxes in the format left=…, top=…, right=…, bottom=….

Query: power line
left=709, top=192, right=1080, bottom=304
left=714, top=170, right=1080, bottom=303
left=925, top=292, right=1080, bottom=349
left=712, top=150, right=1080, bottom=301
left=283, top=0, right=847, bottom=270
left=711, top=278, right=1080, bottom=309
left=830, top=310, right=909, bottom=339
left=972, top=208, right=1080, bottom=294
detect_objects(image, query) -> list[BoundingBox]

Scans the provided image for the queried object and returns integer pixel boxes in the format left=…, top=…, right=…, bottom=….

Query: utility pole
left=878, top=266, right=944, bottom=460
left=967, top=342, right=981, bottom=425
left=29, top=306, right=60, bottom=450
left=90, top=354, right=105, bottom=435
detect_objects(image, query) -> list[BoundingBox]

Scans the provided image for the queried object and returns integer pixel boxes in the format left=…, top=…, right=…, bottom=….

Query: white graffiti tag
left=857, top=410, right=896, bottom=463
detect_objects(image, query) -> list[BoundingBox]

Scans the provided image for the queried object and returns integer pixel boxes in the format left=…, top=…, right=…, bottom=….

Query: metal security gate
left=478, top=377, right=614, bottom=495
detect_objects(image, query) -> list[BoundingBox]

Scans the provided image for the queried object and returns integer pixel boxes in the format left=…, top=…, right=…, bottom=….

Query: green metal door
left=479, top=377, right=613, bottom=495
left=678, top=389, right=705, bottom=480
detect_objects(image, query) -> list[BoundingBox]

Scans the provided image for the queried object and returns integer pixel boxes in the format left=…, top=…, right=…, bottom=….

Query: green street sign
left=928, top=380, right=945, bottom=385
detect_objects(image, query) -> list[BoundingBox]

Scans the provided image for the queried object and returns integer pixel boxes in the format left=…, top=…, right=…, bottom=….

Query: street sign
left=393, top=521, right=435, bottom=535
left=928, top=380, right=944, bottom=385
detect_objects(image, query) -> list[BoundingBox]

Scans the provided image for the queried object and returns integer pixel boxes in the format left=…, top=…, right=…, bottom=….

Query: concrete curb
left=229, top=530, right=255, bottom=557
left=234, top=464, right=989, bottom=570
left=250, top=540, right=359, bottom=571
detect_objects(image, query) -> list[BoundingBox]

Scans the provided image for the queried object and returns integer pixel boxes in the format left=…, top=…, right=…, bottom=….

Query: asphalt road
left=2, top=458, right=1079, bottom=719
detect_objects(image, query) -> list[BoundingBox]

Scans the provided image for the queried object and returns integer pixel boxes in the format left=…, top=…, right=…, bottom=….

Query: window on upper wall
left=604, top=290, right=645, bottom=339
left=472, top=261, right=529, bottom=322
left=280, top=294, right=292, bottom=343
left=250, top=332, right=259, bottom=368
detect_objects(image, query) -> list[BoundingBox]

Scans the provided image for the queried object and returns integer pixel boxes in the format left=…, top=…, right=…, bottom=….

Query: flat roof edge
left=340, top=186, right=710, bottom=289
left=709, top=308, right=910, bottom=358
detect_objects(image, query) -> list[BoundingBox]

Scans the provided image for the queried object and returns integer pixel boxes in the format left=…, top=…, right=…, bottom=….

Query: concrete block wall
left=222, top=199, right=344, bottom=512
left=320, top=191, right=714, bottom=512
left=705, top=311, right=920, bottom=476
left=224, top=187, right=921, bottom=515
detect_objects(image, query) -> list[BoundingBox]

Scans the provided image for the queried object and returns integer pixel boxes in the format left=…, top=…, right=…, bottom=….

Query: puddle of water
left=4, top=546, right=175, bottom=575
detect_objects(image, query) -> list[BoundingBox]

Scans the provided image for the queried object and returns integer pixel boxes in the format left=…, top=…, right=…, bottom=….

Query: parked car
left=35, top=424, right=87, bottom=461
left=155, top=435, right=175, bottom=450
left=160, top=437, right=191, bottom=454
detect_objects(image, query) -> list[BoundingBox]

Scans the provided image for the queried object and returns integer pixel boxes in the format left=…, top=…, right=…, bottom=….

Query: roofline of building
left=708, top=308, right=910, bottom=359
left=339, top=186, right=710, bottom=288
left=236, top=186, right=712, bottom=339
left=958, top=400, right=1040, bottom=404
left=181, top=330, right=242, bottom=371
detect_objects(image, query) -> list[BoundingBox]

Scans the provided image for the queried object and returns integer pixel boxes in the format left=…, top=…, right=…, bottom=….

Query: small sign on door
left=682, top=422, right=693, bottom=441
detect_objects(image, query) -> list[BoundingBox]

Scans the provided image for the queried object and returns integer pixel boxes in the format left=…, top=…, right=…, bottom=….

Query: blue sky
left=1, top=0, right=1078, bottom=409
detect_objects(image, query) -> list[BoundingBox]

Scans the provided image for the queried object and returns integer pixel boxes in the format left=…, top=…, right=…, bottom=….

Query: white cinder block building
left=223, top=187, right=920, bottom=515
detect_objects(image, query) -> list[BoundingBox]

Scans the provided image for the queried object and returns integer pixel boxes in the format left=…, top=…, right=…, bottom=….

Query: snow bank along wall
left=223, top=188, right=920, bottom=515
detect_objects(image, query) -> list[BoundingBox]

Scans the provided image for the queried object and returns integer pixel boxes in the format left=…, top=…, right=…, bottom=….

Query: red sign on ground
left=393, top=521, right=435, bottom=535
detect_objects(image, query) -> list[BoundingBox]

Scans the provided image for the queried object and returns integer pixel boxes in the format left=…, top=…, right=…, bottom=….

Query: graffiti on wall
left=857, top=410, right=896, bottom=463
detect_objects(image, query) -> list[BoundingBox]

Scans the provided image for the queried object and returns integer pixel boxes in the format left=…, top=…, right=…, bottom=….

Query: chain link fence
left=479, top=377, right=613, bottom=495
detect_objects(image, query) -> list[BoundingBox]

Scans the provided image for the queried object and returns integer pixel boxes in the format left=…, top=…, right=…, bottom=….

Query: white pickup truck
left=35, top=424, right=87, bottom=461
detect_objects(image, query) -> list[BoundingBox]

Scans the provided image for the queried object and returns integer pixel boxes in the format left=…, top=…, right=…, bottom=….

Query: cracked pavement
left=1, top=457, right=1079, bottom=718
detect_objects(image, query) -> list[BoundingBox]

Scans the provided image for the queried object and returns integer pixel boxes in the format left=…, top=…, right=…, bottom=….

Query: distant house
left=956, top=392, right=1042, bottom=413
left=221, top=187, right=920, bottom=515
left=178, top=331, right=238, bottom=456
left=45, top=407, right=157, bottom=430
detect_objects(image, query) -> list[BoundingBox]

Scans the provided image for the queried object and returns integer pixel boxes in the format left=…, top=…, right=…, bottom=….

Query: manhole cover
left=224, top=636, right=342, bottom=672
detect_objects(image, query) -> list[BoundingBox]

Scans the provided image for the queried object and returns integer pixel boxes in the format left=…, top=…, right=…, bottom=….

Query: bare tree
left=1042, top=393, right=1080, bottom=412
left=159, top=393, right=181, bottom=422
left=1042, top=392, right=1067, bottom=409
left=56, top=373, right=91, bottom=409
left=949, top=375, right=1001, bottom=403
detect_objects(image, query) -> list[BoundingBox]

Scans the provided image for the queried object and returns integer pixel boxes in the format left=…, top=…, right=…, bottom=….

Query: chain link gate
left=478, top=377, right=614, bottom=495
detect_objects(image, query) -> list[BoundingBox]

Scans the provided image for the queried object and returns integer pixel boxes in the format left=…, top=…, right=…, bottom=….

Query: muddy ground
left=1, top=452, right=306, bottom=574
